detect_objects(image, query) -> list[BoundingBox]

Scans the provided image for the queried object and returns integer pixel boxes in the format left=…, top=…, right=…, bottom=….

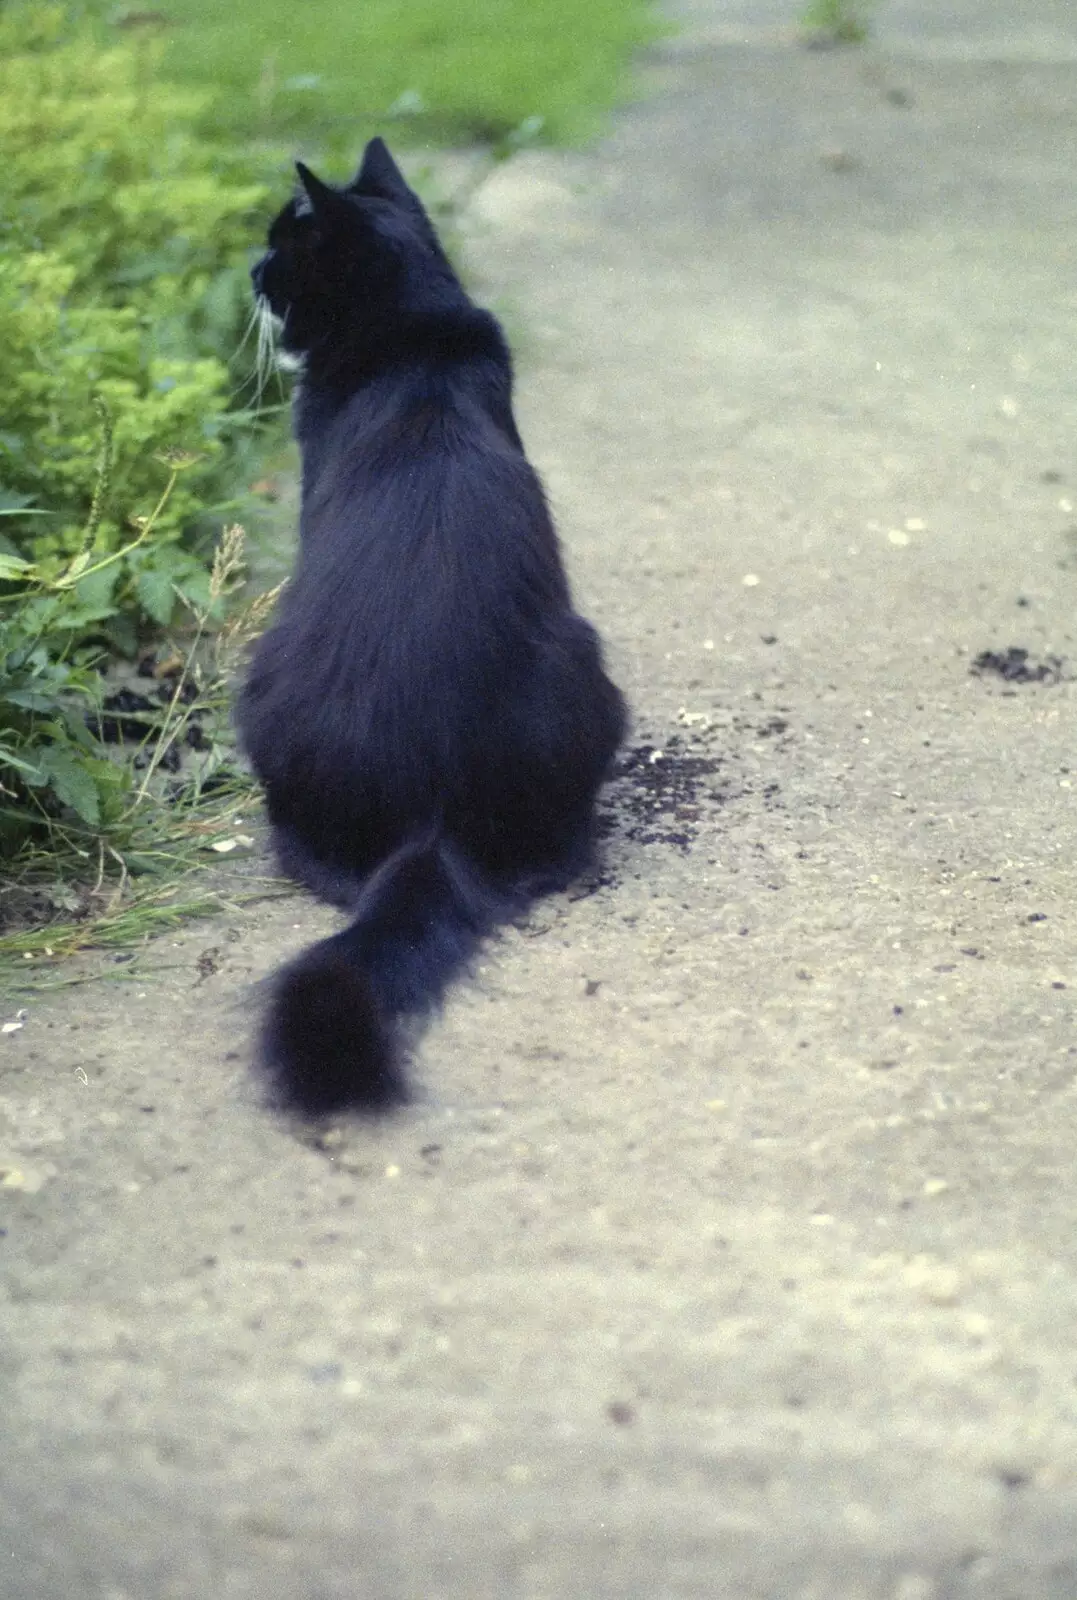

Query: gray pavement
left=4, top=3, right=1077, bottom=1595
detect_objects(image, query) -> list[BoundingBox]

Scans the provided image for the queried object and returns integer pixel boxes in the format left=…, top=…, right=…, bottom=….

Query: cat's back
left=296, top=366, right=559, bottom=591
left=249, top=363, right=568, bottom=742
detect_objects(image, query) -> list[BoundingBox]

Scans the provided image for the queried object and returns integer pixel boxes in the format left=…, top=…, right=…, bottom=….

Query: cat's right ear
left=294, top=162, right=352, bottom=224
left=349, top=137, right=413, bottom=204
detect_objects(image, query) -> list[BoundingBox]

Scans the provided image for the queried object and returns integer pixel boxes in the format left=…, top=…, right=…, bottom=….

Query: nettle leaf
left=50, top=562, right=122, bottom=632
left=135, top=564, right=177, bottom=626
left=173, top=564, right=213, bottom=615
left=0, top=488, right=35, bottom=511
left=0, top=551, right=34, bottom=580
left=4, top=688, right=66, bottom=712
left=15, top=596, right=61, bottom=634
left=36, top=746, right=102, bottom=825
left=0, top=743, right=43, bottom=780
left=104, top=611, right=139, bottom=658
left=57, top=709, right=99, bottom=753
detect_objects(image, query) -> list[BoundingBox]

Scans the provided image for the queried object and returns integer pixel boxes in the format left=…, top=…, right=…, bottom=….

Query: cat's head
left=251, top=138, right=461, bottom=359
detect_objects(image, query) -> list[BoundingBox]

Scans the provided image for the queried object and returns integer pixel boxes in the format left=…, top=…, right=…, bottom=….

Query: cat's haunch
left=237, top=138, right=627, bottom=1115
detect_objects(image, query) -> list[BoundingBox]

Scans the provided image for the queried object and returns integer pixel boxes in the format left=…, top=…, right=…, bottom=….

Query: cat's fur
left=237, top=138, right=626, bottom=1115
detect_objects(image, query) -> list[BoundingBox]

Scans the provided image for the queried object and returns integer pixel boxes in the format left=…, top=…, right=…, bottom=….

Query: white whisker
left=234, top=296, right=303, bottom=409
left=232, top=297, right=263, bottom=364
left=253, top=296, right=279, bottom=407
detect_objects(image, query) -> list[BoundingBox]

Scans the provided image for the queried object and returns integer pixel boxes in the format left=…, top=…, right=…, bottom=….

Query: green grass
left=88, top=0, right=664, bottom=148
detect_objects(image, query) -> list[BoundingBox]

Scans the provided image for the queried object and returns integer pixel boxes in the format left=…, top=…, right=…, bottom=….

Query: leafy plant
left=0, top=505, right=284, bottom=957
left=0, top=440, right=204, bottom=848
left=0, top=3, right=285, bottom=931
left=0, top=4, right=273, bottom=636
left=0, top=254, right=233, bottom=625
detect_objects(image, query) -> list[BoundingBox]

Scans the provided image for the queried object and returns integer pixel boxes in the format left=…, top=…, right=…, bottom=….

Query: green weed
left=0, top=513, right=287, bottom=970
left=800, top=0, right=876, bottom=45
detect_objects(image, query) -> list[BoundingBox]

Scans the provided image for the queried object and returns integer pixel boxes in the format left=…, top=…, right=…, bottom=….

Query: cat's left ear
left=349, top=138, right=415, bottom=205
left=294, top=161, right=352, bottom=223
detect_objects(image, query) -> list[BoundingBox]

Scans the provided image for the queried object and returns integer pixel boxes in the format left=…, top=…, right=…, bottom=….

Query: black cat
left=237, top=138, right=626, bottom=1115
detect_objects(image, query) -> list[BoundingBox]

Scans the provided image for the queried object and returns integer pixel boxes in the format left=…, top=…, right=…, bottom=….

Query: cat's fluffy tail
left=259, top=832, right=514, bottom=1115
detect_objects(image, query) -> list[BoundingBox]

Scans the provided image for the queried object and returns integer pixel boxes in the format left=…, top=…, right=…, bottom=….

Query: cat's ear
left=294, top=161, right=351, bottom=223
left=349, top=138, right=414, bottom=205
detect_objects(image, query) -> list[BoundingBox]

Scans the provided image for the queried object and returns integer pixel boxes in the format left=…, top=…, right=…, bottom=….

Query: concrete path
left=4, top=3, right=1077, bottom=1595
